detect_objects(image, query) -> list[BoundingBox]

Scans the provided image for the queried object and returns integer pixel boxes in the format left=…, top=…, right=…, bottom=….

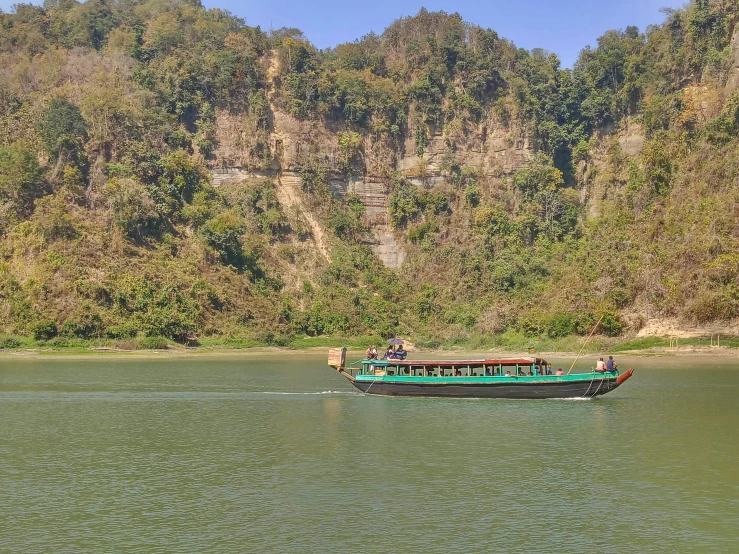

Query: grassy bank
left=1, top=332, right=737, bottom=356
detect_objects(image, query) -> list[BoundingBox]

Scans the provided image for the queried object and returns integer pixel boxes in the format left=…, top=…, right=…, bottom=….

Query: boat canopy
left=352, top=357, right=549, bottom=378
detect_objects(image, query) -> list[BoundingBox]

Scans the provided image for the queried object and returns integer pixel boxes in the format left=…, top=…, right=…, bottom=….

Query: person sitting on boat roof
left=392, top=345, right=407, bottom=360
left=555, top=368, right=564, bottom=376
left=546, top=363, right=553, bottom=375
left=366, top=345, right=374, bottom=359
left=596, top=357, right=607, bottom=372
left=383, top=346, right=395, bottom=359
left=606, top=356, right=616, bottom=372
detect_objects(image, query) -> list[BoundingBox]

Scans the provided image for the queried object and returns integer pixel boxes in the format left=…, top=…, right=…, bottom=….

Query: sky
left=0, top=0, right=688, bottom=67
left=223, top=0, right=688, bottom=67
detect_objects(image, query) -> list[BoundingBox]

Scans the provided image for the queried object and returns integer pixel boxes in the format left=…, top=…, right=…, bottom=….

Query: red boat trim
left=616, top=368, right=634, bottom=385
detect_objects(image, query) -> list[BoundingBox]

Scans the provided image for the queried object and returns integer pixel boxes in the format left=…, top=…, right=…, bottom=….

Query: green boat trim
left=353, top=372, right=619, bottom=385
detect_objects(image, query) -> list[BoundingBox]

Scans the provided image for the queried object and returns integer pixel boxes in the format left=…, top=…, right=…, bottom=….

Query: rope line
left=568, top=314, right=606, bottom=375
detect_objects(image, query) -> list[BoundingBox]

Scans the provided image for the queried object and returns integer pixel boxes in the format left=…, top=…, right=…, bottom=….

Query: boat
left=327, top=348, right=634, bottom=399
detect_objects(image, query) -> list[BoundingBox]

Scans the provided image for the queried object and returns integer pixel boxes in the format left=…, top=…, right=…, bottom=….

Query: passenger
left=365, top=345, right=374, bottom=359
left=596, top=357, right=607, bottom=372
left=455, top=369, right=462, bottom=377
left=606, top=356, right=616, bottom=372
left=384, top=346, right=395, bottom=359
left=394, top=345, right=407, bottom=360
left=371, top=345, right=378, bottom=359
left=527, top=370, right=533, bottom=376
left=546, top=363, right=553, bottom=375
left=505, top=370, right=512, bottom=377
left=555, top=368, right=564, bottom=376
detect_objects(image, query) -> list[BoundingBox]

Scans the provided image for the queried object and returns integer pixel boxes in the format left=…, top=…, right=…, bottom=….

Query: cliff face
left=208, top=53, right=536, bottom=270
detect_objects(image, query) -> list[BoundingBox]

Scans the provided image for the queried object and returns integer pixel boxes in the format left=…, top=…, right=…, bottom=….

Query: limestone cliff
left=208, top=52, right=536, bottom=270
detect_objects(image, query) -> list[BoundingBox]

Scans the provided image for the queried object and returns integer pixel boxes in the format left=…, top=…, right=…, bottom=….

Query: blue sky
left=224, top=0, right=687, bottom=67
left=0, top=0, right=687, bottom=67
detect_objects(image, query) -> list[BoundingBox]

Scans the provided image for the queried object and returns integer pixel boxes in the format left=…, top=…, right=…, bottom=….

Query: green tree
left=103, top=178, right=159, bottom=241
left=36, top=99, right=88, bottom=167
left=0, top=144, right=44, bottom=226
left=513, top=154, right=564, bottom=199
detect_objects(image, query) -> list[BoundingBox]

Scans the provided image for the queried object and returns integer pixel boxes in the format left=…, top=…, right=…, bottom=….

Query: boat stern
left=328, top=347, right=347, bottom=371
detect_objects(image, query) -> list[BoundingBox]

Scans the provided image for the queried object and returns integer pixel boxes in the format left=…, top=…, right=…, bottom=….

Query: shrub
left=0, top=336, right=22, bottom=349
left=545, top=313, right=577, bottom=338
left=599, top=312, right=624, bottom=337
left=103, top=178, right=159, bottom=240
left=105, top=323, right=138, bottom=339
left=31, top=320, right=58, bottom=341
left=136, top=336, right=169, bottom=350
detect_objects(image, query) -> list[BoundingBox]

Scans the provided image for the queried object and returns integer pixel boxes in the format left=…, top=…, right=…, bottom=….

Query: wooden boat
left=328, top=348, right=634, bottom=399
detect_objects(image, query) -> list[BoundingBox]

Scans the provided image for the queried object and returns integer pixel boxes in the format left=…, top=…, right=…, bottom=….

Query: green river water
left=1, top=353, right=738, bottom=553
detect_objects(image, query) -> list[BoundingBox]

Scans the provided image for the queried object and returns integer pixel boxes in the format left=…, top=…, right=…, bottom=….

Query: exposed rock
left=208, top=51, right=536, bottom=270
left=636, top=318, right=739, bottom=339
left=210, top=167, right=275, bottom=187
left=274, top=172, right=330, bottom=262
left=370, top=226, right=406, bottom=270
left=726, top=27, right=739, bottom=93
left=618, top=122, right=646, bottom=157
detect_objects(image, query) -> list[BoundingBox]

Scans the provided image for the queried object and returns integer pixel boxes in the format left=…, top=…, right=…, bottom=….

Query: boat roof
left=366, top=357, right=546, bottom=366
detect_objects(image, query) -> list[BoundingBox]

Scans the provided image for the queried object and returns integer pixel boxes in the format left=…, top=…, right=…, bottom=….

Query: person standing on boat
left=606, top=356, right=616, bottom=372
left=596, top=358, right=607, bottom=372
left=546, top=363, right=553, bottom=375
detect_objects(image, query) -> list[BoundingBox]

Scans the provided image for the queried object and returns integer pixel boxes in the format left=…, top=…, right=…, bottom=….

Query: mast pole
left=567, top=314, right=605, bottom=375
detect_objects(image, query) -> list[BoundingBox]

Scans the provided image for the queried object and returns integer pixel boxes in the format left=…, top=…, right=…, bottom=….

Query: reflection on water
left=0, top=353, right=738, bottom=552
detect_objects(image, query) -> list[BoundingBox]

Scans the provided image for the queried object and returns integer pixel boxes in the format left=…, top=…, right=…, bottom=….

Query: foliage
left=37, top=99, right=88, bottom=164
left=0, top=1, right=737, bottom=347
left=31, top=320, right=58, bottom=341
left=0, top=144, right=44, bottom=226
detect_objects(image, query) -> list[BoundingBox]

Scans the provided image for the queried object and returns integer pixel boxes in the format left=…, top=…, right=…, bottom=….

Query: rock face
left=207, top=52, right=538, bottom=270
left=211, top=168, right=275, bottom=187
left=726, top=27, right=739, bottom=93
left=618, top=122, right=646, bottom=157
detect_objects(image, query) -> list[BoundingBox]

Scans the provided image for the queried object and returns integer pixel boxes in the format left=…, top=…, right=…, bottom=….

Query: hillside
left=0, top=0, right=738, bottom=349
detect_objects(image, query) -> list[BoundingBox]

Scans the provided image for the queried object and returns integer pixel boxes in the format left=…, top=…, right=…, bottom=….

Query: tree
left=513, top=154, right=564, bottom=199
left=0, top=144, right=44, bottom=227
left=36, top=99, right=88, bottom=173
left=103, top=178, right=158, bottom=240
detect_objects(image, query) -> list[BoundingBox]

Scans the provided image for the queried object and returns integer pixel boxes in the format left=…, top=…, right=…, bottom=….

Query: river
left=1, top=353, right=737, bottom=552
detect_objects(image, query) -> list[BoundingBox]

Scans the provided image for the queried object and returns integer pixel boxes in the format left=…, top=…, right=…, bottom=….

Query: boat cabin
left=352, top=358, right=549, bottom=378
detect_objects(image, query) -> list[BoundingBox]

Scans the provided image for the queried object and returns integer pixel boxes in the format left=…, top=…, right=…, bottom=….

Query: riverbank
left=0, top=334, right=737, bottom=360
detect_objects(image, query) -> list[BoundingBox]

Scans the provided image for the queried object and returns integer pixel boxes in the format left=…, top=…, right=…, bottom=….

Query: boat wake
left=255, top=390, right=360, bottom=396
left=550, top=396, right=594, bottom=401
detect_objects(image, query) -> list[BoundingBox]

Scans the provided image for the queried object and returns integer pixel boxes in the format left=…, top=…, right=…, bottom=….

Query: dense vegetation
left=0, top=0, right=737, bottom=349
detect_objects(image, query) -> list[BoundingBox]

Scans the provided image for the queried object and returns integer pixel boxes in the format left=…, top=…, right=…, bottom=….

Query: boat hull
left=347, top=375, right=625, bottom=399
